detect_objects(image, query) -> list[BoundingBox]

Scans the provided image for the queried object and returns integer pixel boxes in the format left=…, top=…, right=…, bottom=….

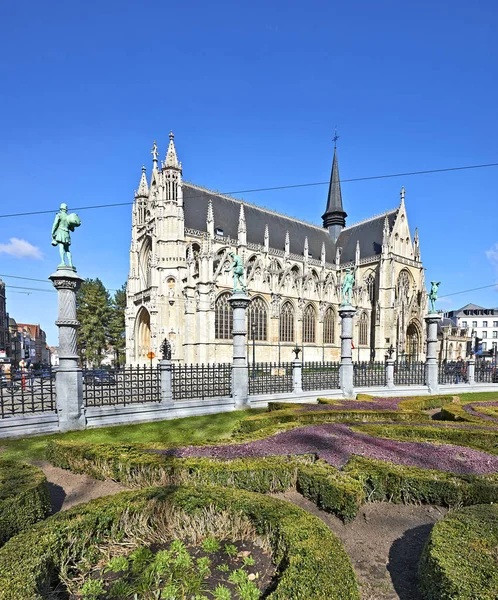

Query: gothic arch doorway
left=406, top=322, right=420, bottom=361
left=135, top=307, right=151, bottom=362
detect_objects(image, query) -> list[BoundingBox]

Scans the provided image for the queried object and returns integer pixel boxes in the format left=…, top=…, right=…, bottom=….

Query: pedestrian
left=455, top=356, right=464, bottom=384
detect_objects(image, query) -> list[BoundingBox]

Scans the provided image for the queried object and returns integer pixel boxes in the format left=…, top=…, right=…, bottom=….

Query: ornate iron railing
left=248, top=362, right=293, bottom=395
left=475, top=361, right=496, bottom=384
left=302, top=362, right=340, bottom=391
left=0, top=367, right=56, bottom=417
left=353, top=361, right=386, bottom=387
left=83, top=365, right=160, bottom=407
left=172, top=363, right=232, bottom=400
left=393, top=361, right=425, bottom=386
left=438, top=361, right=468, bottom=385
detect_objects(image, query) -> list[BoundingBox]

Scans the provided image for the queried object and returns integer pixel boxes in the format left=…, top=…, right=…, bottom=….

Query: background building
left=16, top=323, right=49, bottom=365
left=126, top=135, right=428, bottom=365
left=446, top=304, right=498, bottom=357
left=0, top=280, right=9, bottom=361
left=437, top=317, right=471, bottom=362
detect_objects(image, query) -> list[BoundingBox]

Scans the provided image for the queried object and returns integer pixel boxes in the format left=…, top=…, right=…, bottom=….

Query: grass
left=0, top=409, right=265, bottom=463
left=457, top=392, right=498, bottom=403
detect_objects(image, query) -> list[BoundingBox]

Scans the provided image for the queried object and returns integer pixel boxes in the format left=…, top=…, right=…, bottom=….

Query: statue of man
left=51, top=203, right=81, bottom=269
left=341, top=266, right=357, bottom=305
left=225, top=252, right=247, bottom=293
left=429, top=281, right=441, bottom=313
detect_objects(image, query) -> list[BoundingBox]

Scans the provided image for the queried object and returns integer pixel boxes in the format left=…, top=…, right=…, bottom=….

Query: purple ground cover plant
left=463, top=402, right=498, bottom=424
left=161, top=423, right=498, bottom=476
left=298, top=398, right=404, bottom=412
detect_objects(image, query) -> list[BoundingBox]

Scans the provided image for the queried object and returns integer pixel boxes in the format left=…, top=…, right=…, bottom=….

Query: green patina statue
left=429, top=281, right=441, bottom=313
left=51, top=203, right=81, bottom=269
left=341, top=266, right=357, bottom=305
left=225, top=252, right=247, bottom=293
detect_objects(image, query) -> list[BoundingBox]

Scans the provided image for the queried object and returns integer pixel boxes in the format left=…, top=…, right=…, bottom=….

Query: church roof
left=183, top=183, right=396, bottom=264
left=322, top=146, right=347, bottom=229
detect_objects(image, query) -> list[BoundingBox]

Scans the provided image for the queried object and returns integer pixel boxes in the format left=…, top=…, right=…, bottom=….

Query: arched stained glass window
left=279, top=302, right=294, bottom=343
left=302, top=304, right=316, bottom=344
left=359, top=312, right=369, bottom=345
left=248, top=296, right=268, bottom=341
left=323, top=307, right=335, bottom=344
left=215, top=293, right=233, bottom=339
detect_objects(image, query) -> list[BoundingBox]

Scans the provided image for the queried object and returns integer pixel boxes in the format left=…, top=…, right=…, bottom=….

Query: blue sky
left=1, top=0, right=497, bottom=346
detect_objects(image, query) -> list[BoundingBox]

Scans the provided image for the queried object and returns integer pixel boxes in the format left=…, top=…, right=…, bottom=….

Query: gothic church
left=126, top=133, right=427, bottom=365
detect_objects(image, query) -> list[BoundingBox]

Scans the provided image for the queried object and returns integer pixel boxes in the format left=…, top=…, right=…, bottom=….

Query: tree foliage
left=76, top=279, right=111, bottom=367
left=108, top=284, right=127, bottom=367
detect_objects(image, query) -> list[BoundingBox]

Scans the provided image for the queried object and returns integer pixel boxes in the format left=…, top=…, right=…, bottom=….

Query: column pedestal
left=159, top=359, right=173, bottom=405
left=425, top=313, right=442, bottom=395
left=229, top=292, right=251, bottom=409
left=467, top=358, right=475, bottom=385
left=49, top=267, right=85, bottom=432
left=292, top=359, right=303, bottom=393
left=339, top=303, right=356, bottom=398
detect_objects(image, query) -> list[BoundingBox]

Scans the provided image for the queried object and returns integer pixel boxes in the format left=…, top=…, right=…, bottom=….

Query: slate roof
left=183, top=183, right=397, bottom=265
left=448, top=304, right=498, bottom=316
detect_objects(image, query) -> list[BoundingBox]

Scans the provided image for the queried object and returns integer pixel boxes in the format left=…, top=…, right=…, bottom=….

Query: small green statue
left=341, top=266, right=357, bottom=305
left=428, top=281, right=440, bottom=313
left=51, top=203, right=81, bottom=269
left=225, top=252, right=247, bottom=293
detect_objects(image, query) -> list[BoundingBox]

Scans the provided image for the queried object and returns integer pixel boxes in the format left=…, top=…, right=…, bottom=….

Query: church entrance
left=406, top=323, right=420, bottom=361
left=135, top=307, right=151, bottom=363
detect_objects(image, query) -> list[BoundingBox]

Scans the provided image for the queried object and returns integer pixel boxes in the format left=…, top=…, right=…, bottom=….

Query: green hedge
left=419, top=504, right=498, bottom=600
left=398, top=395, right=457, bottom=411
left=46, top=441, right=364, bottom=523
left=351, top=423, right=498, bottom=455
left=343, top=456, right=498, bottom=506
left=234, top=407, right=431, bottom=434
left=0, top=459, right=51, bottom=546
left=0, top=485, right=360, bottom=600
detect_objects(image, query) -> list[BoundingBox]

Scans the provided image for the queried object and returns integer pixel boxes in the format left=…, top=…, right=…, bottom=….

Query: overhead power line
left=438, top=283, right=498, bottom=299
left=0, top=161, right=497, bottom=219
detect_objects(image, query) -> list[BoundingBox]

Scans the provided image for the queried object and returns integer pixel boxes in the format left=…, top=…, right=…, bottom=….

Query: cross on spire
left=333, top=127, right=340, bottom=148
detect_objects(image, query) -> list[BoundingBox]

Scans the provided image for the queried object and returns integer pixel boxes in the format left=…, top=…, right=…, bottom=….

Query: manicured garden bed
left=419, top=504, right=498, bottom=600
left=0, top=459, right=51, bottom=546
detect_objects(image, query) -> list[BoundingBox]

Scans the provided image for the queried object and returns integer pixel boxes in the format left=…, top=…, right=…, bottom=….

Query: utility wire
left=0, top=161, right=497, bottom=219
left=0, top=273, right=119, bottom=293
left=438, top=283, right=498, bottom=299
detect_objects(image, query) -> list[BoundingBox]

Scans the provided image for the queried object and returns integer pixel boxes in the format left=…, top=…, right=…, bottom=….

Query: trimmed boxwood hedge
left=0, top=459, right=51, bottom=546
left=0, top=485, right=360, bottom=600
left=419, top=504, right=498, bottom=600
left=46, top=441, right=365, bottom=522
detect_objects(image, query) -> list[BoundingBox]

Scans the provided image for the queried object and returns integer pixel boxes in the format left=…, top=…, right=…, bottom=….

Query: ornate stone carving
left=270, top=293, right=281, bottom=318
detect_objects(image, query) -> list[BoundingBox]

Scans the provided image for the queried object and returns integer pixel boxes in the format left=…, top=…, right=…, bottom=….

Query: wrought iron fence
left=302, top=362, right=340, bottom=391
left=438, top=361, right=468, bottom=385
left=172, top=363, right=232, bottom=400
left=353, top=361, right=386, bottom=387
left=393, top=361, right=425, bottom=386
left=248, top=362, right=293, bottom=395
left=83, top=365, right=160, bottom=407
left=0, top=367, right=56, bottom=417
left=475, top=361, right=497, bottom=384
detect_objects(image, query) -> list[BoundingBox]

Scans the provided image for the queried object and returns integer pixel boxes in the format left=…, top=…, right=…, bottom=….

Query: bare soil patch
left=273, top=490, right=447, bottom=600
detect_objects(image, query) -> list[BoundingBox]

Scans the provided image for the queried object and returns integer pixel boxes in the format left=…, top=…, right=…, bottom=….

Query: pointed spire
left=355, top=240, right=360, bottom=265
left=321, top=242, right=326, bottom=267
left=151, top=141, right=159, bottom=171
left=304, top=236, right=309, bottom=260
left=284, top=231, right=290, bottom=258
left=382, top=214, right=390, bottom=255
left=238, top=204, right=246, bottom=233
left=400, top=186, right=405, bottom=205
left=206, top=199, right=214, bottom=237
left=414, top=227, right=421, bottom=261
left=322, top=145, right=347, bottom=240
left=164, top=131, right=180, bottom=169
left=264, top=224, right=269, bottom=253
left=135, top=165, right=149, bottom=198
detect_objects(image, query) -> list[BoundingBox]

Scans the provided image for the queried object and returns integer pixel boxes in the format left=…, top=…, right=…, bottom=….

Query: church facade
left=126, top=134, right=427, bottom=365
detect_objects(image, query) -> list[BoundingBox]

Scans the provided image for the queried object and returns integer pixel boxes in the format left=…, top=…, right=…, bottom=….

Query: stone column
left=292, top=359, right=303, bottom=393
left=425, top=313, right=441, bottom=394
left=229, top=291, right=251, bottom=408
left=49, top=267, right=85, bottom=432
left=339, top=303, right=356, bottom=398
left=467, top=358, right=475, bottom=385
left=159, top=359, right=173, bottom=405
left=386, top=359, right=395, bottom=389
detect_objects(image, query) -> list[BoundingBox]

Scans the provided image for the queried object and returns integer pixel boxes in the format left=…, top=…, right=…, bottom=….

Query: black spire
left=322, top=146, right=347, bottom=239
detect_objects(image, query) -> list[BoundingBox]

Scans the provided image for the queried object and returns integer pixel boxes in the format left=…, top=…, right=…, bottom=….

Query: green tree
left=76, top=278, right=111, bottom=367
left=108, top=283, right=127, bottom=367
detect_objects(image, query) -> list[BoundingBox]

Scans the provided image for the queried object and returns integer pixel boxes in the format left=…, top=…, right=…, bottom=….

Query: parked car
left=83, top=369, right=116, bottom=385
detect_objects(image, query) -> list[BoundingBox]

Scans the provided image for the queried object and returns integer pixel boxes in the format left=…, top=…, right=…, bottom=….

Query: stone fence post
left=467, top=358, right=475, bottom=385
left=229, top=291, right=251, bottom=408
left=386, top=359, right=395, bottom=389
left=425, top=313, right=441, bottom=394
left=339, top=303, right=356, bottom=398
left=49, top=267, right=85, bottom=432
left=159, top=359, right=173, bottom=405
left=292, top=359, right=303, bottom=393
